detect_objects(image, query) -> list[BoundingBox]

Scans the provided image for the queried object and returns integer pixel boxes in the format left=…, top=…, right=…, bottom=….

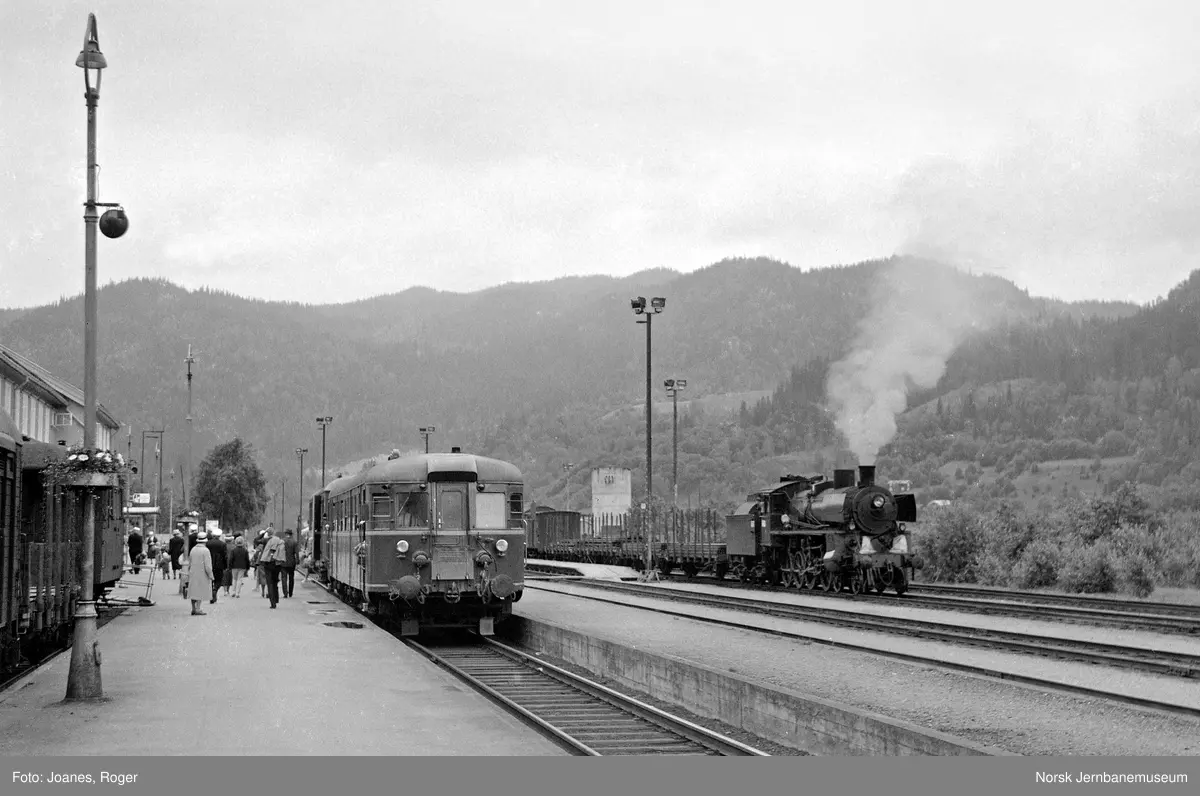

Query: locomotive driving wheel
left=848, top=569, right=865, bottom=595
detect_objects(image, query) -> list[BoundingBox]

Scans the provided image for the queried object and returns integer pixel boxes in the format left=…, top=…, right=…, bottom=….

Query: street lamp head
left=676, top=379, right=687, bottom=389
left=630, top=296, right=646, bottom=314
left=75, top=14, right=106, bottom=99
left=650, top=297, right=666, bottom=313
left=99, top=207, right=129, bottom=238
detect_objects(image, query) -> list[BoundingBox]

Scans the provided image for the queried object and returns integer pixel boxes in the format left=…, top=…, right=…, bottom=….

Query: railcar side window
left=475, top=493, right=505, bottom=529
left=395, top=492, right=429, bottom=528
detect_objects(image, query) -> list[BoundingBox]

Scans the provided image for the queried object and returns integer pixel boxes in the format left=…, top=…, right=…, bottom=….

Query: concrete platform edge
left=501, top=615, right=1014, bottom=757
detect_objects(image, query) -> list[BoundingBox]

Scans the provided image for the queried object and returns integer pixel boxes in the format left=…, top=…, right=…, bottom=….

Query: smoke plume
left=825, top=259, right=988, bottom=463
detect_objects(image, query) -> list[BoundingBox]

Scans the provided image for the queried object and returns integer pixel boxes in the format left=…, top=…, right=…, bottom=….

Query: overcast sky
left=2, top=1, right=1198, bottom=309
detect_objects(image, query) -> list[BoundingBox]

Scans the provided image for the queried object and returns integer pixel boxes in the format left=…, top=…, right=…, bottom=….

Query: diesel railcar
left=311, top=448, right=526, bottom=636
left=1, top=409, right=129, bottom=669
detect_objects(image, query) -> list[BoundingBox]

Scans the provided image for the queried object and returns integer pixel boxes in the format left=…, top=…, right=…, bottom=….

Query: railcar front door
left=432, top=485, right=469, bottom=583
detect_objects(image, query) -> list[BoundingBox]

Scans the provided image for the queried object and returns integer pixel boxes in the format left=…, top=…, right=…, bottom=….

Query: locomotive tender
left=311, top=448, right=526, bottom=636
left=1, top=408, right=128, bottom=668
left=726, top=464, right=918, bottom=594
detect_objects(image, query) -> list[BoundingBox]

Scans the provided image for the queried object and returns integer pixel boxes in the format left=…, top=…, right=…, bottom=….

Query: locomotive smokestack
left=858, top=465, right=876, bottom=487
left=834, top=469, right=856, bottom=489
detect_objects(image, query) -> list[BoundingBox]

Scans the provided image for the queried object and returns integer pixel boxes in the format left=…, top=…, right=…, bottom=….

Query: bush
left=1009, top=540, right=1061, bottom=589
left=914, top=504, right=983, bottom=583
left=1114, top=551, right=1156, bottom=598
left=1059, top=543, right=1117, bottom=593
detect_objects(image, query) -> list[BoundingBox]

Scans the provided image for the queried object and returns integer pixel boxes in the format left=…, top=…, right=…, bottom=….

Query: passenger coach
left=311, top=448, right=525, bottom=636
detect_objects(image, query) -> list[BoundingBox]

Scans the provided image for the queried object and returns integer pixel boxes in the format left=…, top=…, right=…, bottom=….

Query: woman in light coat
left=188, top=532, right=214, bottom=616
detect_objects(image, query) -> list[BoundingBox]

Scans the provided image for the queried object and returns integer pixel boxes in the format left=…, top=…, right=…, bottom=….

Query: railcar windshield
left=475, top=493, right=506, bottom=529
left=395, top=491, right=429, bottom=528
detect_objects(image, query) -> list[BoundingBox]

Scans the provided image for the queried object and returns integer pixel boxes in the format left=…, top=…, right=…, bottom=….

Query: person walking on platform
left=281, top=529, right=299, bottom=598
left=128, top=526, right=144, bottom=575
left=260, top=529, right=285, bottom=608
left=157, top=549, right=171, bottom=580
left=207, top=530, right=229, bottom=604
left=188, top=532, right=214, bottom=616
left=168, top=530, right=185, bottom=579
left=253, top=530, right=269, bottom=597
left=228, top=536, right=250, bottom=598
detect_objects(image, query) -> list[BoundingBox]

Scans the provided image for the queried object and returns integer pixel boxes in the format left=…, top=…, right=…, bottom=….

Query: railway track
left=527, top=580, right=1200, bottom=721
left=910, top=582, right=1200, bottom=620
left=404, top=635, right=769, bottom=756
left=615, top=569, right=1200, bottom=635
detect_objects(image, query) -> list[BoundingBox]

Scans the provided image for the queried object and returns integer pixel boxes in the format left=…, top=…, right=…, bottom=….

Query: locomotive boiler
left=725, top=464, right=919, bottom=594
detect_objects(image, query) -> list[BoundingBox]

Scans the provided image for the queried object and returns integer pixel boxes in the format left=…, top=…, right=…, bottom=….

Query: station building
left=0, top=344, right=122, bottom=450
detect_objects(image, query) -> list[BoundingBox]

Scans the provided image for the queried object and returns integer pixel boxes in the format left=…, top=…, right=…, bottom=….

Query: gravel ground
left=533, top=581, right=1200, bottom=710
left=641, top=579, right=1200, bottom=656
left=515, top=587, right=1200, bottom=756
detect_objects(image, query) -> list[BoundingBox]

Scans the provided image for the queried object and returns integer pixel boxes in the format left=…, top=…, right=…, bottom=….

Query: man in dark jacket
left=127, top=527, right=144, bottom=574
left=206, top=531, right=229, bottom=604
left=167, top=531, right=185, bottom=579
left=281, top=529, right=300, bottom=598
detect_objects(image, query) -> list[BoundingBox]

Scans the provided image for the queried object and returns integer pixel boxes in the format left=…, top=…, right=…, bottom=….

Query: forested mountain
left=0, top=256, right=1172, bottom=515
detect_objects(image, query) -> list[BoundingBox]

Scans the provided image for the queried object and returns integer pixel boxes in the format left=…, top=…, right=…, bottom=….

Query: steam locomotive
left=724, top=464, right=918, bottom=594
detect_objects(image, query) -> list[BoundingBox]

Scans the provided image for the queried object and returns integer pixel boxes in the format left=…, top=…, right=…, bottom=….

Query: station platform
left=0, top=570, right=565, bottom=756
left=525, top=559, right=642, bottom=581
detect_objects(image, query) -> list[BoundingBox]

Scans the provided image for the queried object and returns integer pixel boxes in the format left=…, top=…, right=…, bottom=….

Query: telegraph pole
left=295, top=448, right=308, bottom=531
left=185, top=345, right=195, bottom=508
left=316, top=416, right=333, bottom=488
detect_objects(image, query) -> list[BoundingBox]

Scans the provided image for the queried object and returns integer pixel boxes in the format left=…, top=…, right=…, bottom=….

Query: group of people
left=183, top=524, right=301, bottom=616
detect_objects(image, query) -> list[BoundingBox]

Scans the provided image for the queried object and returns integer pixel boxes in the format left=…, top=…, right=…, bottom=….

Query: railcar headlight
left=898, top=523, right=906, bottom=532
left=396, top=540, right=410, bottom=553
left=496, top=539, right=509, bottom=553
left=872, top=496, right=885, bottom=509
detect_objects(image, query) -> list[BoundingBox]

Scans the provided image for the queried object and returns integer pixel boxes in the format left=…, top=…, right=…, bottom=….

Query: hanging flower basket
left=43, top=446, right=129, bottom=490
left=65, top=471, right=119, bottom=489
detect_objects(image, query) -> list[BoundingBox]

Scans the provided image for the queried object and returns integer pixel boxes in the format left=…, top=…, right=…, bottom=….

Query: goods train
left=528, top=464, right=919, bottom=595
left=1, top=409, right=130, bottom=669
left=309, top=447, right=526, bottom=636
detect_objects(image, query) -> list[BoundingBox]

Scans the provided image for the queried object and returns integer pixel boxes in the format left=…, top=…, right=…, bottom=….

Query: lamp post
left=419, top=426, right=436, bottom=454
left=562, top=462, right=574, bottom=512
left=67, top=13, right=128, bottom=702
left=316, top=416, right=333, bottom=488
left=140, top=429, right=163, bottom=495
left=630, top=295, right=665, bottom=582
left=184, top=345, right=195, bottom=510
left=295, top=448, right=307, bottom=531
left=664, top=378, right=687, bottom=548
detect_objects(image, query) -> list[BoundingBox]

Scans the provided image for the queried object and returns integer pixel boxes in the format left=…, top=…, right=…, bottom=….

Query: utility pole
left=562, top=462, right=574, bottom=512
left=295, top=448, right=308, bottom=531
left=665, top=378, right=687, bottom=552
left=630, top=296, right=665, bottom=582
left=316, top=416, right=333, bottom=488
left=185, top=345, right=195, bottom=509
left=419, top=426, right=436, bottom=454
